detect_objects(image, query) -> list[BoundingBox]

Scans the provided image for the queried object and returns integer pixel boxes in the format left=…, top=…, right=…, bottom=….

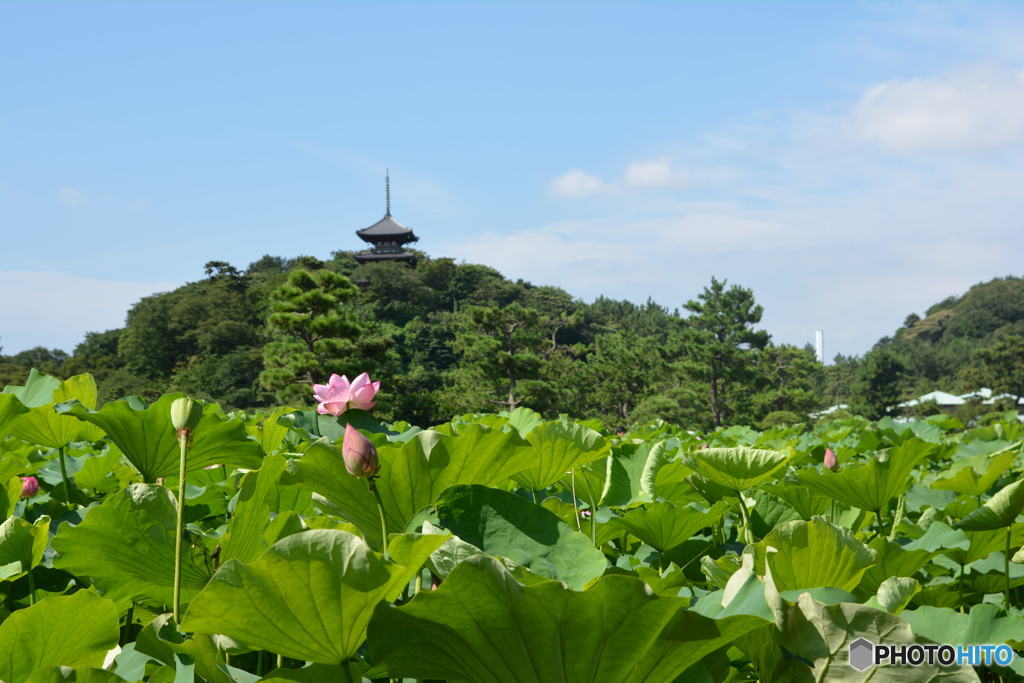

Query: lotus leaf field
left=0, top=369, right=1023, bottom=682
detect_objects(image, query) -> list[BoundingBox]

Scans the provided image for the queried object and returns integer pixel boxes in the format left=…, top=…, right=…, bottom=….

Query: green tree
left=848, top=350, right=906, bottom=419
left=577, top=331, right=665, bottom=426
left=259, top=268, right=363, bottom=404
left=678, top=278, right=770, bottom=427
left=750, top=344, right=825, bottom=420
left=446, top=303, right=548, bottom=412
left=975, top=334, right=1024, bottom=402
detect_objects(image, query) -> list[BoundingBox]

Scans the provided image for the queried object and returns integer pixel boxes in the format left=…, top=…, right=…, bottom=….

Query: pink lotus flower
left=313, top=373, right=380, bottom=416
left=342, top=423, right=380, bottom=478
left=823, top=448, right=838, bottom=472
left=20, top=476, right=39, bottom=498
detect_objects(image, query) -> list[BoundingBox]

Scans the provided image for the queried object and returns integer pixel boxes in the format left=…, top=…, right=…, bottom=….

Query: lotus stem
left=58, top=445, right=70, bottom=507
left=173, top=430, right=188, bottom=625
left=1006, top=526, right=1012, bottom=611
left=570, top=469, right=582, bottom=532
left=736, top=492, right=754, bottom=545
left=28, top=570, right=35, bottom=605
left=580, top=471, right=599, bottom=547
left=367, top=478, right=389, bottom=559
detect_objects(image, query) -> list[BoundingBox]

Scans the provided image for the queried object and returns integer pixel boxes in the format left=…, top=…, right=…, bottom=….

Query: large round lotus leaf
left=435, top=484, right=606, bottom=589
left=513, top=420, right=610, bottom=492
left=293, top=426, right=535, bottom=547
left=795, top=439, right=933, bottom=513
left=606, top=500, right=728, bottom=552
left=957, top=479, right=1024, bottom=531
left=58, top=394, right=263, bottom=481
left=0, top=514, right=50, bottom=582
left=0, top=393, right=28, bottom=441
left=52, top=484, right=212, bottom=608
left=0, top=590, right=119, bottom=683
left=10, top=373, right=103, bottom=448
left=682, top=447, right=793, bottom=491
left=368, top=554, right=769, bottom=683
left=181, top=529, right=445, bottom=664
left=759, top=517, right=878, bottom=592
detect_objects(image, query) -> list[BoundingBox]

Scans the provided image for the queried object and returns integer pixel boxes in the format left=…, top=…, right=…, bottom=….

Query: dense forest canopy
left=1, top=251, right=1022, bottom=428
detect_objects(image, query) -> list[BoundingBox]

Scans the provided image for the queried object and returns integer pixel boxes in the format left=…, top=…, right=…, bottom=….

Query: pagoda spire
left=385, top=169, right=391, bottom=216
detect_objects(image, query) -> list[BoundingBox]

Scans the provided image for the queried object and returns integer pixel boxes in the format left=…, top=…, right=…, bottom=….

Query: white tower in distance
left=815, top=330, right=824, bottom=364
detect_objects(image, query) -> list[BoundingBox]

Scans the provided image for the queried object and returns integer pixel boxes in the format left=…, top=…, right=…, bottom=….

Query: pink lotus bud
left=342, top=423, right=380, bottom=478
left=313, top=372, right=380, bottom=416
left=20, top=476, right=39, bottom=498
left=823, top=448, right=838, bottom=472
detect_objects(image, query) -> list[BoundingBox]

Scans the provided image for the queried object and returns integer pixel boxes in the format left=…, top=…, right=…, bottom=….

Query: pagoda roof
left=357, top=212, right=417, bottom=239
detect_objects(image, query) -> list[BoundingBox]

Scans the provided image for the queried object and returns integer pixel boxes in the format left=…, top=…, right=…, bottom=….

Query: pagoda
left=354, top=171, right=419, bottom=265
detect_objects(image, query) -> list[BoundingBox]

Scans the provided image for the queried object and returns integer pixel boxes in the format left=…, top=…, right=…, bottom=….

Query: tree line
left=2, top=253, right=1021, bottom=428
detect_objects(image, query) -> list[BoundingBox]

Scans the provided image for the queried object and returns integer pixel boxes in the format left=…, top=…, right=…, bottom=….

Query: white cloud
left=623, top=158, right=675, bottom=187
left=549, top=158, right=688, bottom=198
left=547, top=169, right=607, bottom=198
left=57, top=186, right=86, bottom=207
left=0, top=271, right=177, bottom=353
left=855, top=65, right=1024, bottom=152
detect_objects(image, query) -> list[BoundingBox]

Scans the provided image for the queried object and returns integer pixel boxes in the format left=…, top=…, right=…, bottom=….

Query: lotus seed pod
left=170, top=397, right=203, bottom=433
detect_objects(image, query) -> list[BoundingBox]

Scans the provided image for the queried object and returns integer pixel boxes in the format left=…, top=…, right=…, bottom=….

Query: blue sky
left=2, top=2, right=1023, bottom=359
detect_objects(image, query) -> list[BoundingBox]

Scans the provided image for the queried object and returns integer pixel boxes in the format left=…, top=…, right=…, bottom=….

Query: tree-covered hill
left=0, top=251, right=826, bottom=429
left=835, top=276, right=1024, bottom=418
left=2, top=255, right=1021, bottom=427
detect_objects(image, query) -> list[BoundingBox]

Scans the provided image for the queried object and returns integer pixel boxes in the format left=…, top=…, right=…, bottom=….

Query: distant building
left=354, top=171, right=419, bottom=265
left=897, top=388, right=1024, bottom=416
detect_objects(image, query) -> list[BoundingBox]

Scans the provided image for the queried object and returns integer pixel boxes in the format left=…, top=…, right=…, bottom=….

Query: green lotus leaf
left=368, top=554, right=769, bottom=683
left=59, top=394, right=263, bottom=481
left=597, top=439, right=658, bottom=506
left=245, top=406, right=294, bottom=455
left=513, top=420, right=610, bottom=491
left=946, top=525, right=1024, bottom=566
left=181, top=529, right=445, bottom=664
left=746, top=489, right=802, bottom=538
left=0, top=393, right=28, bottom=441
left=134, top=613, right=234, bottom=683
left=931, top=447, right=1018, bottom=497
left=26, top=667, right=126, bottom=683
left=957, top=479, right=1024, bottom=531
left=435, top=484, right=606, bottom=589
left=0, top=477, right=24, bottom=520
left=506, top=406, right=544, bottom=438
left=682, top=447, right=793, bottom=491
left=757, top=517, right=877, bottom=592
left=3, top=368, right=62, bottom=407
left=24, top=667, right=126, bottom=683
left=293, top=426, right=534, bottom=547
left=607, top=500, right=728, bottom=552
left=866, top=576, right=920, bottom=614
left=52, top=483, right=212, bottom=608
left=903, top=520, right=971, bottom=552
left=761, top=483, right=830, bottom=519
left=220, top=454, right=288, bottom=564
left=854, top=537, right=936, bottom=600
left=0, top=514, right=50, bottom=582
left=0, top=590, right=119, bottom=683
left=795, top=439, right=933, bottom=513
left=10, top=373, right=104, bottom=448
left=901, top=603, right=1024, bottom=649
